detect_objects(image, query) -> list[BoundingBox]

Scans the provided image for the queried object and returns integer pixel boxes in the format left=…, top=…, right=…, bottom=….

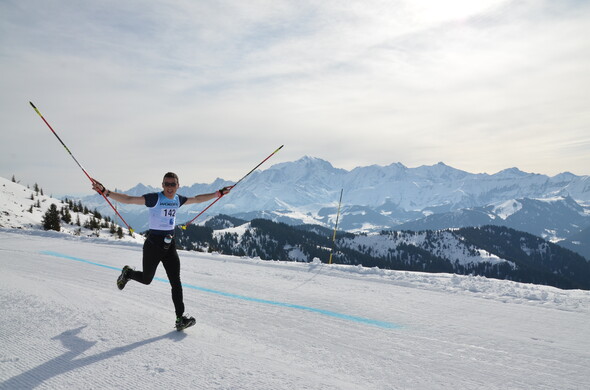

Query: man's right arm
left=92, top=179, right=145, bottom=205
left=107, top=191, right=145, bottom=205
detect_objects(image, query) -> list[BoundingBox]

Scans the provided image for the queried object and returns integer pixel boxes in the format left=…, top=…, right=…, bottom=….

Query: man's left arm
left=184, top=186, right=231, bottom=205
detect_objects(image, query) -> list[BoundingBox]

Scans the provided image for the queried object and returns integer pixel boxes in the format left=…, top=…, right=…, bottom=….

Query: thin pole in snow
left=329, top=188, right=343, bottom=264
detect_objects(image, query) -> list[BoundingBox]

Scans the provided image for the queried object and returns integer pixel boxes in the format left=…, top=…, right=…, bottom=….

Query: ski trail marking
left=40, top=250, right=401, bottom=330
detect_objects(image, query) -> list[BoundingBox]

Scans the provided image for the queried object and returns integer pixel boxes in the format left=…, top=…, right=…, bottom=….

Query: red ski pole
left=30, top=102, right=135, bottom=235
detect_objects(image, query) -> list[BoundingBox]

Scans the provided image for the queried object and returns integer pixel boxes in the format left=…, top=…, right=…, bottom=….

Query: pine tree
left=61, top=208, right=72, bottom=224
left=84, top=217, right=100, bottom=230
left=42, top=204, right=61, bottom=232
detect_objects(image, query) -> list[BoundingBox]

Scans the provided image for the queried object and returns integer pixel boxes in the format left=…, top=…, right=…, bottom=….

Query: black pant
left=127, top=234, right=185, bottom=318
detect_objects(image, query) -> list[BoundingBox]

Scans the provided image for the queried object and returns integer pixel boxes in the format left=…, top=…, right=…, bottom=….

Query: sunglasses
left=163, top=182, right=177, bottom=187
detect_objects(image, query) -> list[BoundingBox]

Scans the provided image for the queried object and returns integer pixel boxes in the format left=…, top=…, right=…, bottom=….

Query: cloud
left=1, top=0, right=589, bottom=196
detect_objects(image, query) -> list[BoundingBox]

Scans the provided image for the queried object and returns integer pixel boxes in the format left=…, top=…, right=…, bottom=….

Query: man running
left=92, top=172, right=230, bottom=330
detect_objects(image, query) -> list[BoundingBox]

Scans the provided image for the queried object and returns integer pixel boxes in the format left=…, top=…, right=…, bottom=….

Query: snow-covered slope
left=1, top=230, right=589, bottom=389
left=340, top=230, right=513, bottom=268
left=0, top=176, right=142, bottom=244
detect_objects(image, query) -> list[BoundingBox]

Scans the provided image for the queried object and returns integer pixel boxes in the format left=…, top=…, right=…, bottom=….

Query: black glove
left=216, top=186, right=232, bottom=197
left=92, top=180, right=107, bottom=195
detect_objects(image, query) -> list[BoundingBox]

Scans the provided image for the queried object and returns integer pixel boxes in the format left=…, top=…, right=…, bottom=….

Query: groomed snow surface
left=1, top=229, right=589, bottom=389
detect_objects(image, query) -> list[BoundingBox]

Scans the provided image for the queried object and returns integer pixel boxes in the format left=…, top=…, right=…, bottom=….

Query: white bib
left=148, top=192, right=181, bottom=231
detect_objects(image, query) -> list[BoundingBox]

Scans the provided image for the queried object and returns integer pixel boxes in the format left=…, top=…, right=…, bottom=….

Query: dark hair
left=163, top=172, right=179, bottom=185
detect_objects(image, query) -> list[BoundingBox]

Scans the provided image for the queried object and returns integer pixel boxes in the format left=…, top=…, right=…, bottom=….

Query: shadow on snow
left=0, top=325, right=186, bottom=389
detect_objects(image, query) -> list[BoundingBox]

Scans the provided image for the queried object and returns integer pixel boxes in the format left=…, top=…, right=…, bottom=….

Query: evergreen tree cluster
left=41, top=204, right=61, bottom=232
left=39, top=197, right=124, bottom=238
left=174, top=225, right=214, bottom=252
left=173, top=217, right=590, bottom=290
left=456, top=226, right=590, bottom=289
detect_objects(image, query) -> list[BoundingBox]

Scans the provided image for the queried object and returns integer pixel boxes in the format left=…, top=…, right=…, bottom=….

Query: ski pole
left=29, top=102, right=135, bottom=235
left=181, top=144, right=284, bottom=229
left=328, top=188, right=343, bottom=264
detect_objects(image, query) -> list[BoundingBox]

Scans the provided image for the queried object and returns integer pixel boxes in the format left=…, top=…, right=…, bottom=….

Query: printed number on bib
left=163, top=209, right=176, bottom=217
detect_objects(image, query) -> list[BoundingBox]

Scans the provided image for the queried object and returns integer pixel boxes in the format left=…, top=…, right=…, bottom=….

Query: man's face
left=162, top=178, right=179, bottom=197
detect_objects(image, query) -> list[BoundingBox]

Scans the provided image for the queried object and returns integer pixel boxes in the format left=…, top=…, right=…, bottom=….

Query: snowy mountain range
left=2, top=175, right=589, bottom=289
left=396, top=196, right=590, bottom=241
left=77, top=156, right=590, bottom=245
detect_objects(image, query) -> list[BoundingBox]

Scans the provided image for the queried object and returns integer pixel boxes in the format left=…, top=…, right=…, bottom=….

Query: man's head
left=162, top=172, right=179, bottom=186
left=162, top=172, right=179, bottom=197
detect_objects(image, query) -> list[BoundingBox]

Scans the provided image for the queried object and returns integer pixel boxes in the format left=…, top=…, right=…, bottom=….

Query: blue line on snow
left=40, top=250, right=401, bottom=329
left=41, top=250, right=122, bottom=271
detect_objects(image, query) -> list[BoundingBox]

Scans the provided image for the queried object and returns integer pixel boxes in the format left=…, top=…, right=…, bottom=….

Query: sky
left=1, top=0, right=590, bottom=196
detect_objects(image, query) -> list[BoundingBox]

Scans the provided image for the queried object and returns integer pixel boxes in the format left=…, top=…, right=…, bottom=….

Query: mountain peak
left=413, top=161, right=468, bottom=179
left=386, top=162, right=408, bottom=169
left=270, top=156, right=338, bottom=174
left=495, top=167, right=528, bottom=177
left=552, top=172, right=577, bottom=180
left=296, top=156, right=333, bottom=166
left=126, top=183, right=158, bottom=195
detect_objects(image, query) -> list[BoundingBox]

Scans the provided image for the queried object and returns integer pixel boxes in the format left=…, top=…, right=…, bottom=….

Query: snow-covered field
left=1, top=229, right=589, bottom=389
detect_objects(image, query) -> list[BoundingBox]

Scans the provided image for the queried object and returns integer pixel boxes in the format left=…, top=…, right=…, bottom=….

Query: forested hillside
left=174, top=217, right=590, bottom=290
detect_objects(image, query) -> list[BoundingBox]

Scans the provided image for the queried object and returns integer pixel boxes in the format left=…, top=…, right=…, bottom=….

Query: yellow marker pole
left=328, top=188, right=343, bottom=264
